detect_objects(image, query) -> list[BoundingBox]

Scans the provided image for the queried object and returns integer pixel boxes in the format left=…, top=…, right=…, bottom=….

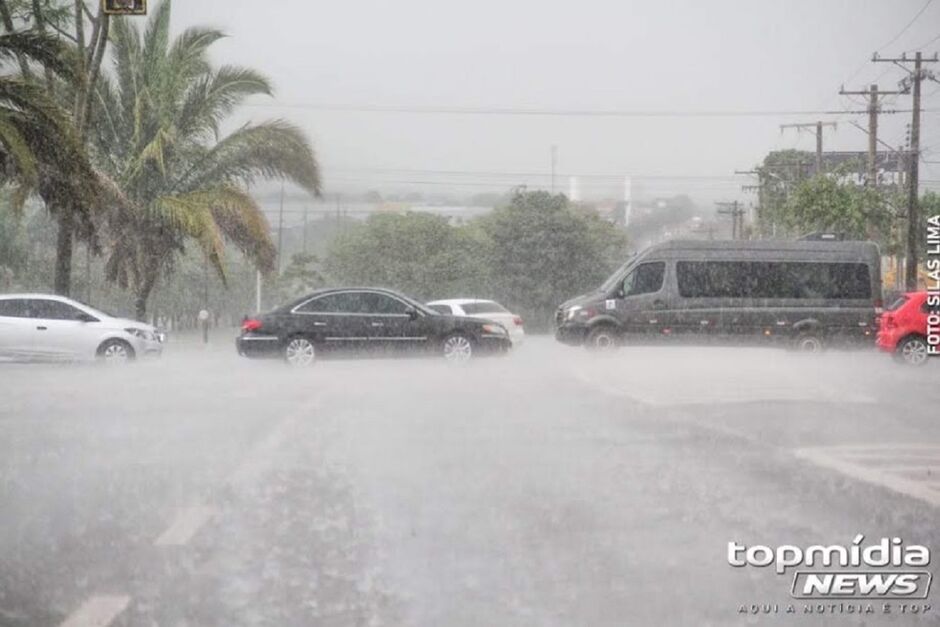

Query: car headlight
left=565, top=305, right=582, bottom=320
left=125, top=327, right=154, bottom=341
left=482, top=323, right=508, bottom=335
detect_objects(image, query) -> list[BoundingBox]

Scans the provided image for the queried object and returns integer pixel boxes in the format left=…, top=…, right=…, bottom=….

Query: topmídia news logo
left=728, top=535, right=932, bottom=616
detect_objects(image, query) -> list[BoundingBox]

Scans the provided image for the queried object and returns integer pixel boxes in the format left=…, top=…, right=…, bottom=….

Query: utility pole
left=302, top=204, right=309, bottom=254
left=716, top=201, right=745, bottom=240
left=780, top=122, right=837, bottom=175
left=839, top=84, right=906, bottom=187
left=550, top=145, right=558, bottom=194
left=873, top=51, right=939, bottom=289
left=276, top=182, right=285, bottom=274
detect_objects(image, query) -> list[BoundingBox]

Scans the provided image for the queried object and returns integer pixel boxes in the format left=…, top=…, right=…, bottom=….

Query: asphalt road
left=1, top=337, right=939, bottom=626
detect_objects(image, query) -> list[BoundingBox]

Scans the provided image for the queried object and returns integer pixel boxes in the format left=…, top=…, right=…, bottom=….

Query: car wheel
left=442, top=333, right=473, bottom=364
left=897, top=335, right=929, bottom=366
left=585, top=325, right=619, bottom=351
left=96, top=339, right=135, bottom=364
left=284, top=336, right=316, bottom=367
left=794, top=333, right=823, bottom=353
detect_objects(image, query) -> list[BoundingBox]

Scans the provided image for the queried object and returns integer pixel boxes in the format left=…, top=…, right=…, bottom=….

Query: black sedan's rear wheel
left=442, top=333, right=473, bottom=363
left=284, top=336, right=316, bottom=367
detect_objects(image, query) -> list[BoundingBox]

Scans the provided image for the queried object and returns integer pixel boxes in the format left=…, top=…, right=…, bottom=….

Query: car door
left=291, top=292, right=371, bottom=354
left=360, top=291, right=428, bottom=353
left=613, top=261, right=670, bottom=337
left=0, top=299, right=39, bottom=359
left=29, top=299, right=98, bottom=359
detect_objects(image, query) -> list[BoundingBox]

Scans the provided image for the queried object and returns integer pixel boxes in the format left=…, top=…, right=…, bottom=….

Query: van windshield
left=599, top=254, right=638, bottom=293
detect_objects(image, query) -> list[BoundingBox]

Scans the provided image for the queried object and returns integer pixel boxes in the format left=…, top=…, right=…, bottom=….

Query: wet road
left=1, top=338, right=939, bottom=626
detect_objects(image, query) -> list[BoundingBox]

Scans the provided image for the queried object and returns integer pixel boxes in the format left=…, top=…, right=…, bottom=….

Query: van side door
left=614, top=261, right=669, bottom=336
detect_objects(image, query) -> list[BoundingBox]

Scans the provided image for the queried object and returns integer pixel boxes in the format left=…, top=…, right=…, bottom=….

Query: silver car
left=0, top=294, right=164, bottom=363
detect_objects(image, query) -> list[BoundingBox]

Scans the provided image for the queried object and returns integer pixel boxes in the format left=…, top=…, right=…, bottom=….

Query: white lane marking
left=795, top=446, right=940, bottom=508
left=228, top=399, right=320, bottom=489
left=59, top=595, right=130, bottom=627
left=572, top=370, right=875, bottom=407
left=154, top=505, right=215, bottom=546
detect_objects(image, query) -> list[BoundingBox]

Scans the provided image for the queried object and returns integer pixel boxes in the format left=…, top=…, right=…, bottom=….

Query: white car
left=0, top=294, right=164, bottom=363
left=426, top=298, right=525, bottom=345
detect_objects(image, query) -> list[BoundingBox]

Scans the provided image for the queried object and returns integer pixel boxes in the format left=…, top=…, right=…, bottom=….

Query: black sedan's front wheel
left=284, top=335, right=316, bottom=367
left=442, top=333, right=473, bottom=364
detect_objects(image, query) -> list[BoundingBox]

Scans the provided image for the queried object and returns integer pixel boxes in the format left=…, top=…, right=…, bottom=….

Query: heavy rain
left=1, top=1, right=939, bottom=626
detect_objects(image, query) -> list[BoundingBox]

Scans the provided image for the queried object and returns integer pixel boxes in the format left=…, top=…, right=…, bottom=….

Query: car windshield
left=886, top=295, right=909, bottom=311
left=599, top=253, right=638, bottom=293
left=460, top=301, right=508, bottom=314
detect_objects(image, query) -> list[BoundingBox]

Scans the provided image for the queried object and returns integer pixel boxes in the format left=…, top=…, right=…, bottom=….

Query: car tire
left=442, top=333, right=474, bottom=364
left=794, top=332, right=824, bottom=353
left=284, top=335, right=316, bottom=367
left=585, top=325, right=619, bottom=351
left=896, top=335, right=930, bottom=367
left=96, top=338, right=135, bottom=364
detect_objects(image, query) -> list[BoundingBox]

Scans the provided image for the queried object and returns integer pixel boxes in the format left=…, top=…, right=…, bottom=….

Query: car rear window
left=886, top=295, right=909, bottom=312
left=461, top=301, right=508, bottom=315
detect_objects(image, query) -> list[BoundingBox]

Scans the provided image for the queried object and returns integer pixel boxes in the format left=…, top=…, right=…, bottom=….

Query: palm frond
left=177, top=120, right=321, bottom=195
left=0, top=30, right=77, bottom=80
left=177, top=65, right=272, bottom=140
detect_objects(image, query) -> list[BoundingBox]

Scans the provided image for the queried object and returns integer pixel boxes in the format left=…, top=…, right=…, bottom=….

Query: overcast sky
left=169, top=0, right=940, bottom=204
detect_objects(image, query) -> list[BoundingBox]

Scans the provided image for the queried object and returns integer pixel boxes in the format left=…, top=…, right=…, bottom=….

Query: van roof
left=645, top=239, right=879, bottom=255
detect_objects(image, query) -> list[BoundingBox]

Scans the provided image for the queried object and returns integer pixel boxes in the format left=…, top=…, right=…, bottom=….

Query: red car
left=877, top=291, right=938, bottom=366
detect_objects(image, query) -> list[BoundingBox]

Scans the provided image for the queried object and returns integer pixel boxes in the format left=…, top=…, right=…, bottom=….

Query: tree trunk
left=54, top=205, right=74, bottom=295
left=134, top=269, right=158, bottom=322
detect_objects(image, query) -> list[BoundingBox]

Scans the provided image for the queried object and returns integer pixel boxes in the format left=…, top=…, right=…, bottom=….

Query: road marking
left=795, top=445, right=940, bottom=508
left=59, top=595, right=130, bottom=627
left=228, top=399, right=321, bottom=489
left=572, top=370, right=875, bottom=407
left=154, top=505, right=215, bottom=546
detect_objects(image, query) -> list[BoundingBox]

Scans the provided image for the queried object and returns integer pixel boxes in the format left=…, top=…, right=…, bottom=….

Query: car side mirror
left=614, top=288, right=625, bottom=299
left=75, top=312, right=97, bottom=323
left=405, top=306, right=419, bottom=320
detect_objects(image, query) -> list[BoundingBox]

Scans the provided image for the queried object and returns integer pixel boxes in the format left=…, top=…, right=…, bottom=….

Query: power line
left=837, top=0, right=936, bottom=92
left=323, top=167, right=750, bottom=180
left=879, top=0, right=935, bottom=52
left=240, top=102, right=916, bottom=118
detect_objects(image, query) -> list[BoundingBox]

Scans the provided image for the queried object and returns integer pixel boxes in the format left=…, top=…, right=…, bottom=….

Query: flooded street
left=2, top=340, right=938, bottom=626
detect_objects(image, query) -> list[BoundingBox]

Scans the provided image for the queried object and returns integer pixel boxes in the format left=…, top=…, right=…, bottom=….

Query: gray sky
left=170, top=0, right=940, bottom=203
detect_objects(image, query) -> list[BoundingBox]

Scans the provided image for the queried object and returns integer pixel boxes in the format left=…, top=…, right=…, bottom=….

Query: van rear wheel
left=585, top=325, right=619, bottom=351
left=794, top=333, right=823, bottom=353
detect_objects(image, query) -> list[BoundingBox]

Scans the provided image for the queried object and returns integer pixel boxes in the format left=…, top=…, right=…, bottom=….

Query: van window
left=622, top=262, right=665, bottom=296
left=677, top=261, right=871, bottom=299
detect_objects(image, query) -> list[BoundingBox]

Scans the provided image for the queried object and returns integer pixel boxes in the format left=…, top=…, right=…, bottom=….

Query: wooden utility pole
left=780, top=122, right=837, bottom=175
left=716, top=201, right=745, bottom=240
left=839, top=84, right=906, bottom=188
left=302, top=204, right=309, bottom=254
left=873, top=51, right=939, bottom=289
left=276, top=183, right=285, bottom=274
left=550, top=145, right=558, bottom=194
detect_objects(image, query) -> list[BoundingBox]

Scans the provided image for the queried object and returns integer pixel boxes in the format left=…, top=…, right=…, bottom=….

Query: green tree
left=90, top=1, right=320, bottom=320
left=0, top=26, right=107, bottom=248
left=0, top=0, right=117, bottom=295
left=325, top=211, right=489, bottom=300
left=479, top=190, right=629, bottom=329
left=778, top=176, right=892, bottom=242
left=273, top=252, right=325, bottom=303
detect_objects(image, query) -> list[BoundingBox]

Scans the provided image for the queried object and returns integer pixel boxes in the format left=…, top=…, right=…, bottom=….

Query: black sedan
left=236, top=288, right=512, bottom=366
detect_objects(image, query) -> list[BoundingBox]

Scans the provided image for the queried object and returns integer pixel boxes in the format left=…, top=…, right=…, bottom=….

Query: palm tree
left=89, top=0, right=321, bottom=320
left=0, top=29, right=104, bottom=243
